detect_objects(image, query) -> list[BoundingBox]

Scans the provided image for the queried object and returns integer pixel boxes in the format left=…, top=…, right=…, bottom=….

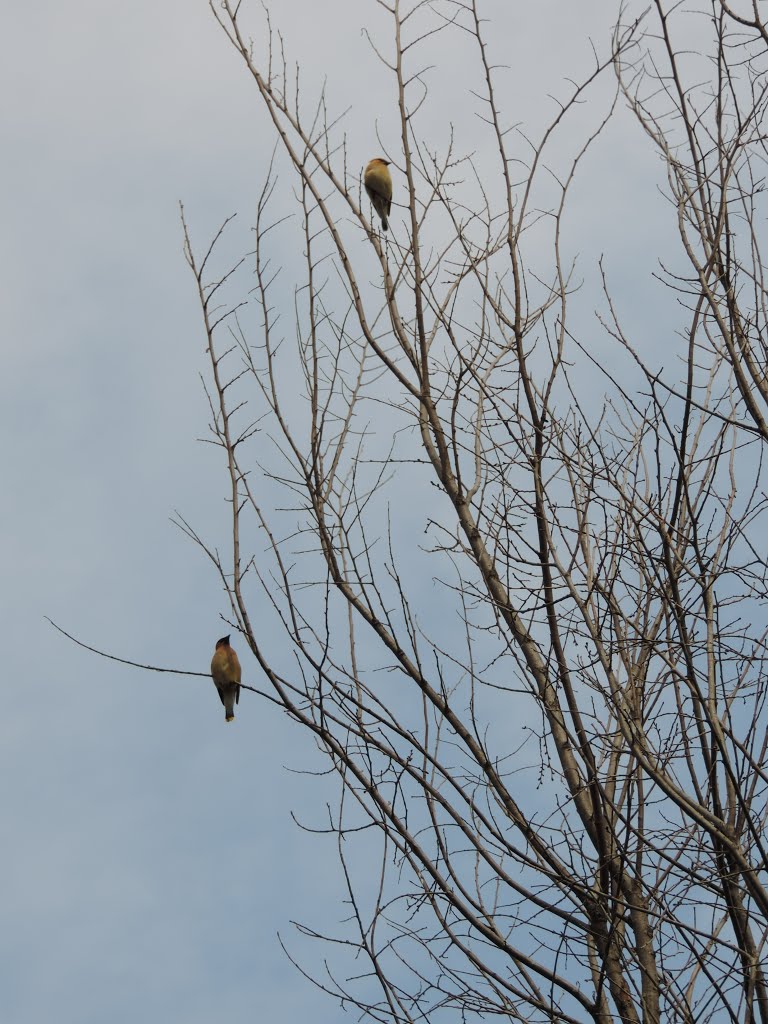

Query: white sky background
left=1, top=2, right=680, bottom=1021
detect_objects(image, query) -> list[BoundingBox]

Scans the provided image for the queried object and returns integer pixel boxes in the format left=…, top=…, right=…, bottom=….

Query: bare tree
left=177, top=2, right=768, bottom=1021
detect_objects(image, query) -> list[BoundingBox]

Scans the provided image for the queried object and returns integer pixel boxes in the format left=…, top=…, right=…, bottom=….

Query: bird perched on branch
left=210, top=635, right=241, bottom=723
left=364, top=157, right=392, bottom=232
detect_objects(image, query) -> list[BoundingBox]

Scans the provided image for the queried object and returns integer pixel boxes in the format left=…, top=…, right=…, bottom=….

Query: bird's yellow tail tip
left=226, top=715, right=235, bottom=723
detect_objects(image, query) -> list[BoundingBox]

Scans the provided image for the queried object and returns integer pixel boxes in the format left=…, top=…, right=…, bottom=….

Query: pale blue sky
left=1, top=3, right=674, bottom=1021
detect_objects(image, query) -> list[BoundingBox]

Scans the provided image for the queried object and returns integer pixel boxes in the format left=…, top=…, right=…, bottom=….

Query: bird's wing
left=365, top=175, right=391, bottom=202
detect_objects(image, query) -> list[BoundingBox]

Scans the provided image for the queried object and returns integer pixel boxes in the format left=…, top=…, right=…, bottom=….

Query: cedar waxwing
left=210, top=635, right=241, bottom=723
left=364, top=157, right=392, bottom=232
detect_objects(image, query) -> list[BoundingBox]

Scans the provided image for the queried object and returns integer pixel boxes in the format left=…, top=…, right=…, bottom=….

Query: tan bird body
left=364, top=158, right=392, bottom=231
left=210, top=635, right=241, bottom=723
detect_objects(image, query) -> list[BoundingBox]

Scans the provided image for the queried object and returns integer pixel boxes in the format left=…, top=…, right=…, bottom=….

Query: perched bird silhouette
left=210, top=635, right=241, bottom=723
left=364, top=157, right=392, bottom=231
